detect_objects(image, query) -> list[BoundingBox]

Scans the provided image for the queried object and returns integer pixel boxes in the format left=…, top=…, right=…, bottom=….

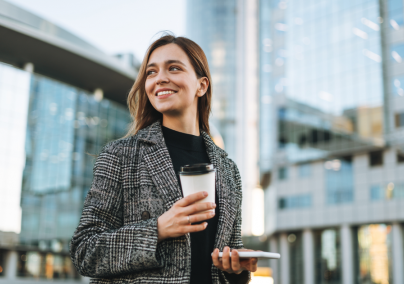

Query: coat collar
left=138, top=120, right=228, bottom=158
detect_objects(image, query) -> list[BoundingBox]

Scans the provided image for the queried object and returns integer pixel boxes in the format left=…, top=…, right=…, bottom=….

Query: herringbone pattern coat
left=70, top=121, right=250, bottom=283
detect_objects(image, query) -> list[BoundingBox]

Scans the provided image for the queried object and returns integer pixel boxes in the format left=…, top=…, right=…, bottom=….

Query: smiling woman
left=70, top=33, right=256, bottom=284
left=126, top=35, right=212, bottom=137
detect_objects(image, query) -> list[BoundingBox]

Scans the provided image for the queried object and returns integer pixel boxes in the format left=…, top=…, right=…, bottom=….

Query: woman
left=70, top=34, right=257, bottom=284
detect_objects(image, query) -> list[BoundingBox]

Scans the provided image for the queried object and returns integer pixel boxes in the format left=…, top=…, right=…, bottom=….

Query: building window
left=392, top=76, right=404, bottom=97
left=395, top=113, right=404, bottom=128
left=390, top=43, right=404, bottom=63
left=314, top=229, right=341, bottom=284
left=325, top=157, right=354, bottom=204
left=279, top=167, right=288, bottom=180
left=279, top=194, right=311, bottom=209
left=356, top=224, right=393, bottom=284
left=370, top=185, right=384, bottom=200
left=397, top=151, right=404, bottom=163
left=288, top=233, right=304, bottom=284
left=369, top=151, right=383, bottom=167
left=388, top=0, right=404, bottom=29
left=298, top=163, right=311, bottom=177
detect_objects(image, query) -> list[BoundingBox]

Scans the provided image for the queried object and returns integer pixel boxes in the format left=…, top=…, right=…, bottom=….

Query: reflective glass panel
left=356, top=224, right=392, bottom=284
left=315, top=229, right=341, bottom=284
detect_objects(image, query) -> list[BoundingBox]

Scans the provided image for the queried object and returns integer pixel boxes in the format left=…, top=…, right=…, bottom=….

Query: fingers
left=222, top=246, right=232, bottom=272
left=186, top=211, right=215, bottom=224
left=212, top=248, right=223, bottom=269
left=186, top=222, right=208, bottom=233
left=250, top=257, right=258, bottom=272
left=176, top=191, right=208, bottom=207
left=231, top=249, right=241, bottom=273
left=183, top=202, right=216, bottom=216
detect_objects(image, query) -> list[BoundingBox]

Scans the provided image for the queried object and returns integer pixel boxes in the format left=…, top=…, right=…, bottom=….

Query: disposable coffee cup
left=179, top=163, right=216, bottom=213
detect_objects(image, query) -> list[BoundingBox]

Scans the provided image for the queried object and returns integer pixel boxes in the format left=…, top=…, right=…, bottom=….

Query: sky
left=6, top=0, right=187, bottom=61
left=1, top=0, right=186, bottom=233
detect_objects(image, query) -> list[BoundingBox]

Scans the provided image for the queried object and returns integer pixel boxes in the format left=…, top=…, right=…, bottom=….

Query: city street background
left=1, top=0, right=404, bottom=283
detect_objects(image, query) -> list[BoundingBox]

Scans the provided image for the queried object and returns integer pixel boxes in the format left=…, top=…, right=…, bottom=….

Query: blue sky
left=7, top=0, right=186, bottom=61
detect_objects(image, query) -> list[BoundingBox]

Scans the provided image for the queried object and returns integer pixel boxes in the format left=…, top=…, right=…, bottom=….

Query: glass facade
left=356, top=224, right=393, bottom=284
left=315, top=229, right=341, bottom=284
left=325, top=157, right=354, bottom=204
left=186, top=0, right=237, bottom=159
left=278, top=194, right=311, bottom=209
left=0, top=63, right=31, bottom=233
left=19, top=70, right=130, bottom=247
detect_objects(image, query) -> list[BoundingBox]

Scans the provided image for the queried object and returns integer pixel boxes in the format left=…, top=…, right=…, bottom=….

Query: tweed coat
left=70, top=121, right=250, bottom=284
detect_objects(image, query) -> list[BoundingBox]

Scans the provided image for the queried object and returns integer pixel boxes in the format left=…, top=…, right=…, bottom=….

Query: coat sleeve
left=70, top=143, right=164, bottom=278
left=220, top=161, right=251, bottom=284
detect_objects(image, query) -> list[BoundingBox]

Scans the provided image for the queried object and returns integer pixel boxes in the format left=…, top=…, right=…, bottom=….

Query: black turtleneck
left=162, top=126, right=219, bottom=284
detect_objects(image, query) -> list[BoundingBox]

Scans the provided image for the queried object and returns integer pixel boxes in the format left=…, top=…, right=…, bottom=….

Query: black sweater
left=162, top=126, right=219, bottom=284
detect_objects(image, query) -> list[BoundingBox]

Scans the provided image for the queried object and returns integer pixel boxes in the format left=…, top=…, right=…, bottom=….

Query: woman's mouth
left=156, top=90, right=177, bottom=98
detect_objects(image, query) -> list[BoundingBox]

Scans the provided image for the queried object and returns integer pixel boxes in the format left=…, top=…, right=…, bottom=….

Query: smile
left=156, top=90, right=177, bottom=97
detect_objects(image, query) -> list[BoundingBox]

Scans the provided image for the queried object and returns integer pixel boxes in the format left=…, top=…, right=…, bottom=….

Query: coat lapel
left=138, top=121, right=183, bottom=210
left=201, top=132, right=238, bottom=250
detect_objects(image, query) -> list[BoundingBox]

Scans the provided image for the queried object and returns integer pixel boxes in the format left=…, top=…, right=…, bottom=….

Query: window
left=369, top=151, right=383, bottom=167
left=392, top=76, right=404, bottom=97
left=388, top=0, right=404, bottom=29
left=370, top=185, right=384, bottom=200
left=395, top=113, right=404, bottom=128
left=397, top=151, right=404, bottom=163
left=315, top=229, right=341, bottom=284
left=390, top=44, right=404, bottom=62
left=279, top=194, right=311, bottom=209
left=279, top=167, right=288, bottom=180
left=356, top=224, right=392, bottom=283
left=325, top=157, right=354, bottom=204
left=298, top=163, right=311, bottom=177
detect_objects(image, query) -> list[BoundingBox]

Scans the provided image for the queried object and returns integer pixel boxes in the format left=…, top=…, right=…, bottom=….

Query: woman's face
left=145, top=43, right=208, bottom=117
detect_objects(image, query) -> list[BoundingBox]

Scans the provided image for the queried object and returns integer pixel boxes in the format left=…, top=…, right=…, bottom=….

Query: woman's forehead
left=147, top=43, right=190, bottom=65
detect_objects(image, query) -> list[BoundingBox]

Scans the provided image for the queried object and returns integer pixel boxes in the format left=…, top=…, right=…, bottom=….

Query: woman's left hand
left=212, top=246, right=258, bottom=274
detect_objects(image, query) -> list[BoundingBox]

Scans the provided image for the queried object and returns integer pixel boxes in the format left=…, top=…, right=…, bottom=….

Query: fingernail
left=211, top=202, right=216, bottom=208
left=203, top=191, right=208, bottom=196
left=204, top=222, right=208, bottom=227
left=210, top=211, right=215, bottom=216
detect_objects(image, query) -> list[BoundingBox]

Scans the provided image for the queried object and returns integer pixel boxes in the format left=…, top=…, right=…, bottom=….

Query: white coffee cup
left=179, top=163, right=216, bottom=213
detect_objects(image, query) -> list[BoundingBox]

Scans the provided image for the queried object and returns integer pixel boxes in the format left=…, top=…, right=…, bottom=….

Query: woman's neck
left=162, top=113, right=200, bottom=136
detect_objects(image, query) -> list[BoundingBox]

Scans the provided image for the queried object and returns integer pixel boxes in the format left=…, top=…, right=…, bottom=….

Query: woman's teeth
left=157, top=90, right=175, bottom=96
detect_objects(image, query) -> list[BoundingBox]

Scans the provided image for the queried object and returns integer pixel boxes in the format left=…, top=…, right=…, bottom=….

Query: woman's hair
left=124, top=33, right=212, bottom=137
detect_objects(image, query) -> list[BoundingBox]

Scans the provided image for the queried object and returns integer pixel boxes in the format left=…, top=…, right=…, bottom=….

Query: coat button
left=141, top=211, right=150, bottom=220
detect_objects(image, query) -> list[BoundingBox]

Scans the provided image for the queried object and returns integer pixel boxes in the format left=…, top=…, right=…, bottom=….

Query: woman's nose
left=155, top=70, right=170, bottom=85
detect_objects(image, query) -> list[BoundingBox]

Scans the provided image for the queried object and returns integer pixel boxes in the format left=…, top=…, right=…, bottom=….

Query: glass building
left=259, top=0, right=404, bottom=283
left=0, top=0, right=135, bottom=282
left=186, top=0, right=238, bottom=159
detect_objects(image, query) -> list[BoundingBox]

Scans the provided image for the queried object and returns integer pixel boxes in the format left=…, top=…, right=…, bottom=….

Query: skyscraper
left=186, top=0, right=260, bottom=236
left=259, top=0, right=404, bottom=283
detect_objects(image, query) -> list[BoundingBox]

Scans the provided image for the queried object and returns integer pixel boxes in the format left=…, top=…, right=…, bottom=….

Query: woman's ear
left=197, top=77, right=209, bottom=97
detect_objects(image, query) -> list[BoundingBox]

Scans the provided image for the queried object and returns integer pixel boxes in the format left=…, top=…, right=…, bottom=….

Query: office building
left=187, top=0, right=260, bottom=236
left=259, top=0, right=404, bottom=283
left=0, top=0, right=136, bottom=282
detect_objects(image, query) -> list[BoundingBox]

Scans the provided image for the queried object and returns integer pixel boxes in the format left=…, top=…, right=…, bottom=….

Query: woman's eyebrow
left=146, top=60, right=186, bottom=68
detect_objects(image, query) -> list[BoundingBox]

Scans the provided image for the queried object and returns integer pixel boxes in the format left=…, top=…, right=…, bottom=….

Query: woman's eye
left=170, top=66, right=181, bottom=71
left=147, top=70, right=156, bottom=75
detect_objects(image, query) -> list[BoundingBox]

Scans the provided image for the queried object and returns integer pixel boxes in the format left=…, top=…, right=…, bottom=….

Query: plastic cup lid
left=179, top=163, right=215, bottom=175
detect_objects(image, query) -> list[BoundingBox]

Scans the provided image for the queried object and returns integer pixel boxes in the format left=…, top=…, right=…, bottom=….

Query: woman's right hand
left=157, top=191, right=216, bottom=242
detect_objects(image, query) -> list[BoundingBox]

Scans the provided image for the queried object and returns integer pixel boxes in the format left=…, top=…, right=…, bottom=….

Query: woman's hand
left=212, top=247, right=258, bottom=274
left=157, top=191, right=216, bottom=242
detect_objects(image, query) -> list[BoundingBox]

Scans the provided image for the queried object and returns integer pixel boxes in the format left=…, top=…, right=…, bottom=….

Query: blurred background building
left=0, top=0, right=136, bottom=282
left=2, top=0, right=404, bottom=283
left=257, top=0, right=404, bottom=284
